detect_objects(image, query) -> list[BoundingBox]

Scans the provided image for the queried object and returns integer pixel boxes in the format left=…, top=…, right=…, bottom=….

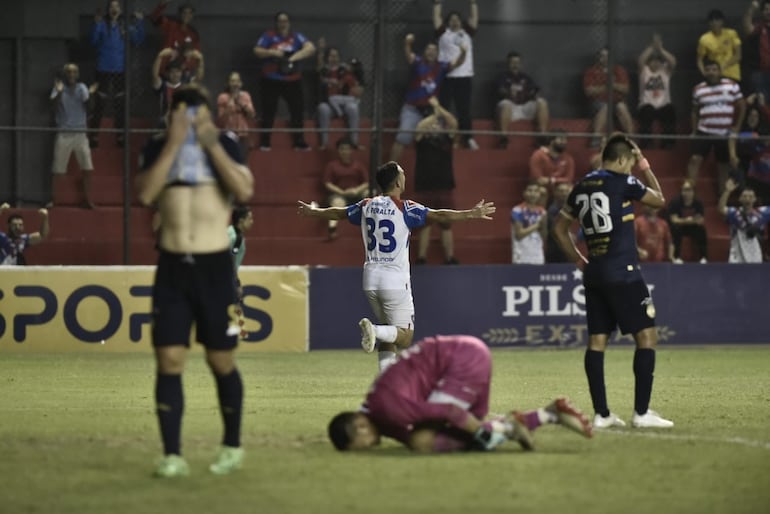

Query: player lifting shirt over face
left=136, top=84, right=254, bottom=478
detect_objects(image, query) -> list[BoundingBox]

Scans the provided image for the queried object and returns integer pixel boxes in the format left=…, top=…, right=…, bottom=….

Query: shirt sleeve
left=294, top=32, right=308, bottom=50
left=346, top=199, right=366, bottom=226
left=404, top=200, right=429, bottom=229
left=529, top=150, right=545, bottom=180
left=694, top=200, right=705, bottom=216
left=624, top=175, right=647, bottom=201
left=218, top=132, right=244, bottom=164
left=511, top=206, right=524, bottom=224
left=725, top=207, right=738, bottom=224
left=256, top=32, right=270, bottom=49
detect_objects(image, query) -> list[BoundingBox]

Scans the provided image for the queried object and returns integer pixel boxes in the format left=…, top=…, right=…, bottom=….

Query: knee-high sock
left=584, top=350, right=609, bottom=417
left=215, top=368, right=244, bottom=447
left=156, top=373, right=184, bottom=455
left=633, top=349, right=656, bottom=416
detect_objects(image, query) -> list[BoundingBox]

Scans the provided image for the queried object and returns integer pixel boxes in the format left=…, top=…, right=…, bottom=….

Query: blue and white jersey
left=725, top=206, right=770, bottom=263
left=347, top=195, right=429, bottom=290
left=0, top=232, right=30, bottom=265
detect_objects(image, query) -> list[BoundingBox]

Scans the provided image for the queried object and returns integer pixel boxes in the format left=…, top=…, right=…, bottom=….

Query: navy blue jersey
left=562, top=169, right=647, bottom=285
left=140, top=131, right=244, bottom=184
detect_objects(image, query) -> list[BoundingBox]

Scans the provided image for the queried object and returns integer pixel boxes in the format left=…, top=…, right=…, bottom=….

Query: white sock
left=373, top=325, right=398, bottom=343
left=538, top=407, right=558, bottom=424
left=378, top=351, right=398, bottom=373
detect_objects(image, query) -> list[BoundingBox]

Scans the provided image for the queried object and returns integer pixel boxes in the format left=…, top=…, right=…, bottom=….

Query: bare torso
left=157, top=183, right=231, bottom=253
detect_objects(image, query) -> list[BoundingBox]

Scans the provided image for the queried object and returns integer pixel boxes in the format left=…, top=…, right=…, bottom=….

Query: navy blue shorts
left=152, top=250, right=239, bottom=349
left=584, top=280, right=656, bottom=336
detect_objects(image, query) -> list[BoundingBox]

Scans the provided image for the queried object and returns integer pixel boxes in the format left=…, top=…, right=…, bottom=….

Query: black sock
left=633, top=348, right=656, bottom=415
left=584, top=350, right=609, bottom=417
left=215, top=368, right=244, bottom=448
left=155, top=373, right=184, bottom=455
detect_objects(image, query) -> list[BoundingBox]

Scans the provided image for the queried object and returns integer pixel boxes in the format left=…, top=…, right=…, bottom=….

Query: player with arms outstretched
left=552, top=133, right=674, bottom=429
left=298, top=161, right=495, bottom=373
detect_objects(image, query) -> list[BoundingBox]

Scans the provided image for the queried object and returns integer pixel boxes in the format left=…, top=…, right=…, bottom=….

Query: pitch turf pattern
left=0, top=348, right=768, bottom=514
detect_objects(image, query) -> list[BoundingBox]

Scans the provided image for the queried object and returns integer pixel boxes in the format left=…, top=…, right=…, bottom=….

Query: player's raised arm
left=630, top=142, right=665, bottom=208
left=426, top=199, right=495, bottom=224
left=297, top=200, right=349, bottom=220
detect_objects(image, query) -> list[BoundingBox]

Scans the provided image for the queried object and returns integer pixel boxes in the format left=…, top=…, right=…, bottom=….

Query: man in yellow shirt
left=697, top=9, right=742, bottom=81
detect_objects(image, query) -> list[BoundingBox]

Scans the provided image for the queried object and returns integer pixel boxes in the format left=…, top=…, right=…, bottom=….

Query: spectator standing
left=149, top=1, right=200, bottom=50
left=322, top=138, right=369, bottom=240
left=528, top=130, right=575, bottom=206
left=315, top=38, right=364, bottom=150
left=389, top=34, right=466, bottom=162
left=637, top=34, right=678, bottom=149
left=152, top=52, right=184, bottom=125
left=545, top=182, right=573, bottom=263
left=413, top=98, right=459, bottom=265
left=583, top=47, right=633, bottom=146
left=743, top=0, right=770, bottom=99
left=217, top=71, right=256, bottom=160
left=0, top=204, right=50, bottom=265
left=718, top=178, right=770, bottom=262
left=634, top=205, right=674, bottom=263
left=253, top=12, right=315, bottom=151
left=511, top=183, right=547, bottom=264
left=50, top=63, right=98, bottom=209
left=495, top=52, right=549, bottom=149
left=434, top=0, right=478, bottom=150
left=89, top=0, right=145, bottom=148
left=687, top=59, right=745, bottom=191
left=697, top=9, right=742, bottom=83
left=154, top=38, right=204, bottom=84
left=667, top=179, right=708, bottom=263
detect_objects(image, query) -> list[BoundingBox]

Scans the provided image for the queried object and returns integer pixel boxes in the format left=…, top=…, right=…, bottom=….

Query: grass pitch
left=1, top=347, right=768, bottom=514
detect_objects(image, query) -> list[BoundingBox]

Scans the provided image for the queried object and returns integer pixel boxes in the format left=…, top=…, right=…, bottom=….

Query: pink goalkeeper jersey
left=346, top=195, right=429, bottom=290
left=362, top=335, right=492, bottom=444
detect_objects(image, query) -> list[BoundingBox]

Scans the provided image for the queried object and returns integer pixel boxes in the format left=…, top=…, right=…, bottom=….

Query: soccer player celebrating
left=327, top=334, right=593, bottom=452
left=297, top=161, right=494, bottom=373
left=552, top=133, right=674, bottom=429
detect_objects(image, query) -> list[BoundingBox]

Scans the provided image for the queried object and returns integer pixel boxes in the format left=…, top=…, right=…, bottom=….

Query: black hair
left=178, top=3, right=195, bottom=14
left=444, top=10, right=462, bottom=26
left=165, top=61, right=183, bottom=73
left=328, top=412, right=358, bottom=451
left=324, top=46, right=340, bottom=63
left=274, top=11, right=290, bottom=23
left=707, top=9, right=725, bottom=22
left=170, top=84, right=211, bottom=110
left=507, top=51, right=520, bottom=60
left=7, top=214, right=22, bottom=225
left=376, top=161, right=400, bottom=192
left=231, top=205, right=251, bottom=229
left=336, top=137, right=354, bottom=149
left=601, top=133, right=635, bottom=162
left=549, top=128, right=567, bottom=144
left=702, top=58, right=720, bottom=69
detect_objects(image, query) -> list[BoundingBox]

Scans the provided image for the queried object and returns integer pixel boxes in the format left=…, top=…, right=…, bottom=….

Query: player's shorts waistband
left=157, top=248, right=231, bottom=265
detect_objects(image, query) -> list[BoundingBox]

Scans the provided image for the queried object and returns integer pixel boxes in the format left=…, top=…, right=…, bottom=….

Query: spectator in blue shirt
left=253, top=12, right=316, bottom=151
left=88, top=0, right=145, bottom=147
left=0, top=203, right=50, bottom=266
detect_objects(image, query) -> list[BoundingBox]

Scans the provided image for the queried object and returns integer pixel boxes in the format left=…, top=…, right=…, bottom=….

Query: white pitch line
left=599, top=429, right=770, bottom=450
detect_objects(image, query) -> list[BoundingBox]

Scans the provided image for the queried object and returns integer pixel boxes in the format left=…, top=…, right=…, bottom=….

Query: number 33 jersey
left=347, top=195, right=429, bottom=290
left=561, top=170, right=647, bottom=285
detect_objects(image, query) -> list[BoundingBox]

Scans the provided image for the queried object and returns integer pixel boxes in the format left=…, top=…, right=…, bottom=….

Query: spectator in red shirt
left=667, top=179, right=708, bottom=263
left=322, top=138, right=369, bottom=240
left=149, top=1, right=200, bottom=50
left=528, top=129, right=575, bottom=206
left=583, top=47, right=634, bottom=147
left=217, top=72, right=256, bottom=160
left=635, top=205, right=674, bottom=263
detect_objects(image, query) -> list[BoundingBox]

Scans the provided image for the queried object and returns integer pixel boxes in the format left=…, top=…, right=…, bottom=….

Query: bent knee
left=408, top=429, right=437, bottom=453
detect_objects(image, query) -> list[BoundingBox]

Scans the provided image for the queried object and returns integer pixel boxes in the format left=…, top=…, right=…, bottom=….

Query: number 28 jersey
left=561, top=169, right=647, bottom=285
left=347, top=195, right=429, bottom=290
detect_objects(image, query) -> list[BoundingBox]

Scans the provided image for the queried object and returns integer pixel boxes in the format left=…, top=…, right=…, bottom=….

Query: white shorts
left=52, top=132, right=93, bottom=175
left=497, top=99, right=538, bottom=121
left=364, top=289, right=415, bottom=329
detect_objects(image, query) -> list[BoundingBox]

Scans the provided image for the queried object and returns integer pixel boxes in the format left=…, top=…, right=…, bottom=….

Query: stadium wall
left=2, top=264, right=766, bottom=353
